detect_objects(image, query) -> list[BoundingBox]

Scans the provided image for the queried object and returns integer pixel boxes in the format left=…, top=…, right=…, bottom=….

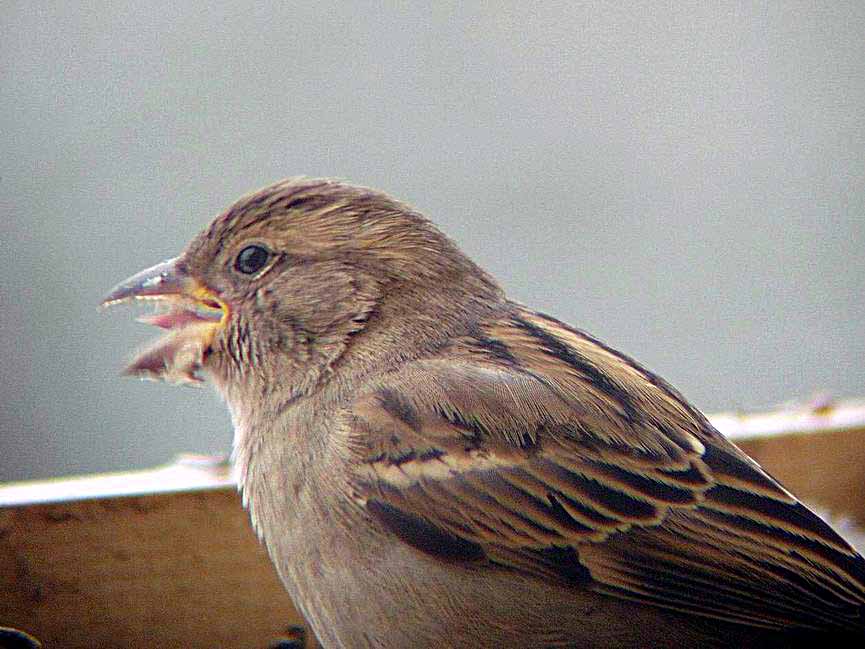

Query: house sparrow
left=104, top=178, right=865, bottom=648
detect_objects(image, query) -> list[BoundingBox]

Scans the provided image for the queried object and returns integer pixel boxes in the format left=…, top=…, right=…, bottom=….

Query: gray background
left=2, top=2, right=863, bottom=482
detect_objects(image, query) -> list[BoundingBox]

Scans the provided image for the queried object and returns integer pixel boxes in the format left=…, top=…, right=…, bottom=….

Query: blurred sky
left=1, top=2, right=864, bottom=482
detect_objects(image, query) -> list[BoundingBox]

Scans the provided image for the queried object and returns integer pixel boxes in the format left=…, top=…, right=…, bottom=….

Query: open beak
left=102, top=258, right=228, bottom=385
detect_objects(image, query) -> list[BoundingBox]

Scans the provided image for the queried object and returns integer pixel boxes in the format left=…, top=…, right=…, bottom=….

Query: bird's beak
left=102, top=258, right=222, bottom=316
left=102, top=258, right=228, bottom=385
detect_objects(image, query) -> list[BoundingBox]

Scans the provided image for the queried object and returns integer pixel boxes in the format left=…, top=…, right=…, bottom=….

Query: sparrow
left=104, top=178, right=865, bottom=648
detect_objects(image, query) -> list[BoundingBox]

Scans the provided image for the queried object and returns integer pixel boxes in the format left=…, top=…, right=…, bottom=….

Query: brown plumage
left=104, top=178, right=865, bottom=648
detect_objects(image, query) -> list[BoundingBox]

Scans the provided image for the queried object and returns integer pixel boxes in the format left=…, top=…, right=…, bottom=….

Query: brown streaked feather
left=347, top=305, right=865, bottom=636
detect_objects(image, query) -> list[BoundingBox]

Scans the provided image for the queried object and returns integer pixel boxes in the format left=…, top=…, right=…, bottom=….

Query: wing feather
left=347, top=308, right=865, bottom=635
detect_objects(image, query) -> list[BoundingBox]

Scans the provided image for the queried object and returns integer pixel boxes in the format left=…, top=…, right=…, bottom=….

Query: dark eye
left=234, top=244, right=272, bottom=275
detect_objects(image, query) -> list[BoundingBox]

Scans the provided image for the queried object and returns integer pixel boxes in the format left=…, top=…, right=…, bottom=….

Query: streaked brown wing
left=347, top=310, right=865, bottom=635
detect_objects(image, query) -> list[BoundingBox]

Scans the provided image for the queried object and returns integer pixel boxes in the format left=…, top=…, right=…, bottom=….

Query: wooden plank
left=737, top=427, right=865, bottom=526
left=717, top=399, right=865, bottom=524
left=2, top=399, right=865, bottom=647
left=0, top=489, right=308, bottom=649
left=0, top=455, right=234, bottom=508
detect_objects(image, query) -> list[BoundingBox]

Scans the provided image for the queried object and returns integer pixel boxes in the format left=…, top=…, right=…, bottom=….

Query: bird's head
left=103, top=178, right=500, bottom=405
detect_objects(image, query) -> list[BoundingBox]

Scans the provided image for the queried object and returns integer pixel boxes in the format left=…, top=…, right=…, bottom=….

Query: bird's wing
left=346, top=308, right=865, bottom=634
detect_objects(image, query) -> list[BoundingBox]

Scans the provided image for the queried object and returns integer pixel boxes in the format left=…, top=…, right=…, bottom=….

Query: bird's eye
left=234, top=245, right=272, bottom=275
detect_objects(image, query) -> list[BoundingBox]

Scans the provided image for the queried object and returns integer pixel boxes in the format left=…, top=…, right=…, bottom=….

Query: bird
left=103, top=177, right=865, bottom=648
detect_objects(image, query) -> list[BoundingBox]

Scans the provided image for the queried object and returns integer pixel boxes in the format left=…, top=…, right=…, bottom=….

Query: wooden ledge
left=0, top=454, right=234, bottom=508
